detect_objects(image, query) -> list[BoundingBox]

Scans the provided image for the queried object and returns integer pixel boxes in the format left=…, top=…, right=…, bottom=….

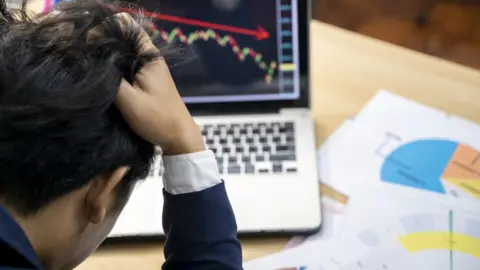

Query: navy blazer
left=0, top=182, right=243, bottom=270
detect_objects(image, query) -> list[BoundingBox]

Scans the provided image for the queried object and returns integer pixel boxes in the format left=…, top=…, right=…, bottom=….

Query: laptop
left=109, top=0, right=321, bottom=237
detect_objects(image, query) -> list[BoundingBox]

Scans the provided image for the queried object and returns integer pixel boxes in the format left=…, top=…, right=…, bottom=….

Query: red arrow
left=118, top=7, right=270, bottom=40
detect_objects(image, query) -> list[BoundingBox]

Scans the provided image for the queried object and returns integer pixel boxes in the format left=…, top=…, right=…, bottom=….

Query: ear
left=85, top=166, right=130, bottom=224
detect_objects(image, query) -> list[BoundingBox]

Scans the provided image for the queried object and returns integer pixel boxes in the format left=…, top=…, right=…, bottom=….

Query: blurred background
left=17, top=0, right=480, bottom=70
left=313, top=0, right=480, bottom=70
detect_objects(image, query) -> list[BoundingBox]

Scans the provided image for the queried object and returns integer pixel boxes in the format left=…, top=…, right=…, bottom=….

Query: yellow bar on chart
left=279, top=63, right=296, bottom=72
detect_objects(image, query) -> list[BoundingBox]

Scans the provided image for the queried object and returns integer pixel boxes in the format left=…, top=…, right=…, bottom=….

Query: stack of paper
left=243, top=90, right=480, bottom=270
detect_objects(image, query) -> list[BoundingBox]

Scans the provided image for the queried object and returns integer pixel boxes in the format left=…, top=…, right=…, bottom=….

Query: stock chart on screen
left=126, top=0, right=300, bottom=103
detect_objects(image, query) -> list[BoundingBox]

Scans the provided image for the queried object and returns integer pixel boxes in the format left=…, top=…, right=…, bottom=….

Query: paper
left=244, top=236, right=371, bottom=270
left=328, top=90, right=480, bottom=208
left=338, top=191, right=480, bottom=270
left=244, top=90, right=480, bottom=270
left=339, top=241, right=427, bottom=270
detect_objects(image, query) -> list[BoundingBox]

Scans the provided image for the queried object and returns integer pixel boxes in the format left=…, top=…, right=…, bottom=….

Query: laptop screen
left=132, top=0, right=301, bottom=104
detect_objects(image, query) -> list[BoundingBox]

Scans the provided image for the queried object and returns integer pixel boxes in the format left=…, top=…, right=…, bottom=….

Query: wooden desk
left=73, top=20, right=480, bottom=269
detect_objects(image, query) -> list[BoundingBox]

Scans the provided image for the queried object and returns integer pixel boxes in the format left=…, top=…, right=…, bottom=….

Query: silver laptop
left=109, top=0, right=321, bottom=237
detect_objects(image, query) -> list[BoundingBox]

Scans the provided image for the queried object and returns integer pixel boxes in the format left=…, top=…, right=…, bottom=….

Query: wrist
left=162, top=142, right=206, bottom=156
left=161, top=125, right=206, bottom=155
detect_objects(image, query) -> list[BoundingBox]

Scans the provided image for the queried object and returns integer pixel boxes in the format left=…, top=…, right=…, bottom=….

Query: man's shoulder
left=0, top=206, right=43, bottom=270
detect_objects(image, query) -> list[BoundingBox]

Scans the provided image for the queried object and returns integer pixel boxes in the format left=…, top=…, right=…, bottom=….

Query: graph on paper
left=378, top=137, right=480, bottom=200
left=339, top=192, right=480, bottom=270
left=122, top=0, right=300, bottom=102
left=345, top=211, right=480, bottom=270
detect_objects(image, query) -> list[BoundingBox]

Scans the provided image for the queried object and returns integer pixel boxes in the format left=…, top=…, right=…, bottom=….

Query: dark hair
left=0, top=0, right=164, bottom=215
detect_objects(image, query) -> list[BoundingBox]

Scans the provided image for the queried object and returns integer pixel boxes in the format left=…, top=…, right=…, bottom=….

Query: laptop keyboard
left=200, top=121, right=297, bottom=175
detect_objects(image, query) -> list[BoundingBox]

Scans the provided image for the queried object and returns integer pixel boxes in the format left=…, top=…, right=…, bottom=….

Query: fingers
left=86, top=12, right=158, bottom=55
left=84, top=11, right=169, bottom=94
left=134, top=58, right=177, bottom=94
left=101, top=13, right=176, bottom=97
left=113, top=12, right=158, bottom=54
left=116, top=78, right=140, bottom=106
left=110, top=12, right=170, bottom=93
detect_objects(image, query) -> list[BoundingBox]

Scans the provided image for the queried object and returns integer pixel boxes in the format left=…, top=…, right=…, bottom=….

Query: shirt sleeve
left=162, top=150, right=222, bottom=195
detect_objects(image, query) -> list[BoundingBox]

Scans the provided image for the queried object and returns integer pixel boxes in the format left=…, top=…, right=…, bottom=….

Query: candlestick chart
left=120, top=0, right=287, bottom=99
left=147, top=24, right=278, bottom=84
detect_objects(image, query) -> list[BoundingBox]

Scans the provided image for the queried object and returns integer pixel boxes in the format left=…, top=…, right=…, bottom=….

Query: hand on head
left=112, top=13, right=206, bottom=155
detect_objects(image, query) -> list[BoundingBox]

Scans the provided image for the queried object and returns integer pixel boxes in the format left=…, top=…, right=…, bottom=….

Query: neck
left=15, top=211, right=56, bottom=268
left=3, top=196, right=88, bottom=270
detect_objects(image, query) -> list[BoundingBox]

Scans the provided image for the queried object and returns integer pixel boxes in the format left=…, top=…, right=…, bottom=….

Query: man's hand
left=114, top=13, right=205, bottom=155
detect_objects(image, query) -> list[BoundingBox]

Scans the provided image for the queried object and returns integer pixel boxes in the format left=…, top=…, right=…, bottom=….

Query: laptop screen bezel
left=175, top=0, right=311, bottom=115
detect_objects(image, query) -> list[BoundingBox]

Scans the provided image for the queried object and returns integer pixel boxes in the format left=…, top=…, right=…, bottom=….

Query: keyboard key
left=272, top=136, right=281, bottom=143
left=266, top=128, right=274, bottom=134
left=228, top=156, right=237, bottom=163
left=280, top=123, right=294, bottom=133
left=206, top=139, right=214, bottom=144
left=211, top=147, right=218, bottom=154
left=273, top=164, right=283, bottom=173
left=259, top=168, right=269, bottom=174
left=246, top=138, right=254, bottom=143
left=256, top=155, right=265, bottom=162
left=213, top=130, right=221, bottom=135
left=277, top=145, right=295, bottom=152
left=239, top=129, right=247, bottom=135
left=270, top=154, right=296, bottom=161
left=252, top=128, right=260, bottom=134
left=242, top=156, right=251, bottom=162
left=228, top=165, right=241, bottom=174
left=226, top=129, right=234, bottom=135
left=262, top=145, right=271, bottom=152
left=286, top=168, right=297, bottom=173
left=233, top=138, right=241, bottom=144
left=216, top=157, right=223, bottom=164
left=245, top=164, right=255, bottom=174
left=286, top=135, right=295, bottom=143
left=219, top=138, right=228, bottom=144
left=249, top=146, right=257, bottom=152
left=259, top=137, right=268, bottom=143
left=235, top=146, right=244, bottom=153
left=223, top=147, right=231, bottom=153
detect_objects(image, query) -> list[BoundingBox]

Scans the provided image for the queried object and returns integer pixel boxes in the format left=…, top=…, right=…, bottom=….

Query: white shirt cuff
left=162, top=150, right=222, bottom=195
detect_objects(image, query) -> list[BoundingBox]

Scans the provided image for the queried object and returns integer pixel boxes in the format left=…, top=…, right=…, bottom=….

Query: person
left=0, top=0, right=242, bottom=269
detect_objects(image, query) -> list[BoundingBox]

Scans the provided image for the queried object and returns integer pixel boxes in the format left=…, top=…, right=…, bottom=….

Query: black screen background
left=137, top=0, right=280, bottom=98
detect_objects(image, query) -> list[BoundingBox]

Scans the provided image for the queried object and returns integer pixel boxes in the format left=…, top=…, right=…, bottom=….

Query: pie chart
left=380, top=139, right=480, bottom=199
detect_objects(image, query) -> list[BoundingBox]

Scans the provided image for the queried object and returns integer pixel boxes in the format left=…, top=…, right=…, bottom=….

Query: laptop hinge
left=279, top=108, right=311, bottom=116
